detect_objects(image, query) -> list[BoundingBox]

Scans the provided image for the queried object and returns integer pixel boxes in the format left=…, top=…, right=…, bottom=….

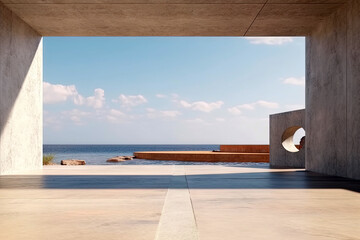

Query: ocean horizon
left=43, top=144, right=269, bottom=166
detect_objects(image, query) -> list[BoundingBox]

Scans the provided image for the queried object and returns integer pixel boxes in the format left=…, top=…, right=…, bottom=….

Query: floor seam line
left=184, top=167, right=199, bottom=231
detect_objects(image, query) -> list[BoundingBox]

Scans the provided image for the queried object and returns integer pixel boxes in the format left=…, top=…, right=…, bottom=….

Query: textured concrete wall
left=0, top=3, right=43, bottom=174
left=270, top=110, right=305, bottom=168
left=306, top=0, right=360, bottom=179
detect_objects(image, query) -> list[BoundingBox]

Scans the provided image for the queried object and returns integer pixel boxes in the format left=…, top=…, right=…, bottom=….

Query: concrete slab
left=0, top=1, right=346, bottom=36
left=0, top=165, right=359, bottom=239
left=246, top=3, right=343, bottom=36
left=2, top=3, right=261, bottom=36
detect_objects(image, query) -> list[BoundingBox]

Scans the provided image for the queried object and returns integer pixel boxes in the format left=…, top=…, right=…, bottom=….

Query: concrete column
left=0, top=3, right=43, bottom=174
left=306, top=0, right=360, bottom=179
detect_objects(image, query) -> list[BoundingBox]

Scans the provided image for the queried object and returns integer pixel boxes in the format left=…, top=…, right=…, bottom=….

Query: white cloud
left=43, top=82, right=78, bottom=104
left=62, top=109, right=91, bottom=125
left=227, top=107, right=242, bottom=115
left=156, top=94, right=167, bottom=98
left=245, top=37, right=294, bottom=45
left=84, top=88, right=105, bottom=109
left=256, top=100, right=279, bottom=109
left=43, top=111, right=62, bottom=130
left=186, top=118, right=205, bottom=123
left=43, top=82, right=105, bottom=109
left=285, top=104, right=305, bottom=110
left=180, top=100, right=224, bottom=113
left=283, top=76, right=305, bottom=86
left=171, top=93, right=179, bottom=99
left=115, top=94, right=148, bottom=107
left=161, top=110, right=181, bottom=118
left=228, top=100, right=279, bottom=115
left=147, top=108, right=181, bottom=119
left=215, top=118, right=225, bottom=122
left=106, top=109, right=127, bottom=123
left=236, top=103, right=255, bottom=110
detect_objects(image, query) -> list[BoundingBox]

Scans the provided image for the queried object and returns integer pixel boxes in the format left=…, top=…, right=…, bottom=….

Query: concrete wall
left=306, top=0, right=360, bottom=179
left=270, top=110, right=305, bottom=168
left=0, top=3, right=43, bottom=174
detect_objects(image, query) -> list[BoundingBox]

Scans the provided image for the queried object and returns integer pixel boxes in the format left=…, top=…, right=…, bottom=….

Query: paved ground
left=0, top=165, right=359, bottom=240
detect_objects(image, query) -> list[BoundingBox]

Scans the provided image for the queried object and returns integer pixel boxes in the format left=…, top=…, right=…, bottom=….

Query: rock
left=61, top=159, right=86, bottom=165
left=106, top=156, right=134, bottom=162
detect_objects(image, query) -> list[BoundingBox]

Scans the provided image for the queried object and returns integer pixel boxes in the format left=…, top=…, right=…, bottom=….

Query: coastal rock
left=106, top=156, right=134, bottom=162
left=61, top=159, right=86, bottom=165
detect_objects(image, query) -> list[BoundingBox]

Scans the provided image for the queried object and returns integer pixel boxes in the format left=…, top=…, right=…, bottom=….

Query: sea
left=43, top=144, right=269, bottom=167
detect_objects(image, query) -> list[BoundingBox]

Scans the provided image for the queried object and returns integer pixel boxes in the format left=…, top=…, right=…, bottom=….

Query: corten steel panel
left=220, top=145, right=269, bottom=153
left=134, top=151, right=269, bottom=162
left=270, top=109, right=305, bottom=168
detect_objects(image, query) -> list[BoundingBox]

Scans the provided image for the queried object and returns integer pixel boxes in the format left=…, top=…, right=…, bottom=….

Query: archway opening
left=281, top=126, right=305, bottom=153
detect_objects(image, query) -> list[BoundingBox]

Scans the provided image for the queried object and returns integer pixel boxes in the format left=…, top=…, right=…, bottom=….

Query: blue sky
left=43, top=37, right=305, bottom=144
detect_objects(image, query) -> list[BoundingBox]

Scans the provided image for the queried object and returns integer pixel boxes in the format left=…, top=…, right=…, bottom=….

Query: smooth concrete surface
left=345, top=0, right=360, bottom=181
left=0, top=2, right=43, bottom=174
left=306, top=0, right=360, bottom=179
left=220, top=145, right=269, bottom=153
left=270, top=109, right=305, bottom=168
left=155, top=166, right=198, bottom=240
left=0, top=0, right=346, bottom=36
left=0, top=165, right=360, bottom=240
left=134, top=151, right=269, bottom=162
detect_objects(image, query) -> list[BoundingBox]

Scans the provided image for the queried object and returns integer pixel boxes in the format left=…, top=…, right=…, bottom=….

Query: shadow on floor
left=0, top=170, right=359, bottom=193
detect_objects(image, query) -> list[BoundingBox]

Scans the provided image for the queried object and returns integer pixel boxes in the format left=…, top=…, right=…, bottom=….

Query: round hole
left=281, top=126, right=305, bottom=153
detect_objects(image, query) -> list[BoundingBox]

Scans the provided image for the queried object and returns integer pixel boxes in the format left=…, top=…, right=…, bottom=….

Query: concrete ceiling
left=1, top=0, right=347, bottom=36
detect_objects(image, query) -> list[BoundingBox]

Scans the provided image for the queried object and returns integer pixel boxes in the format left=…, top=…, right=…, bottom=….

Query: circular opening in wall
left=281, top=126, right=305, bottom=153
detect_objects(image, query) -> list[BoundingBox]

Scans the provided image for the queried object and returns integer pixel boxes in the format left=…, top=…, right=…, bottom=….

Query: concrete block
left=270, top=109, right=305, bottom=168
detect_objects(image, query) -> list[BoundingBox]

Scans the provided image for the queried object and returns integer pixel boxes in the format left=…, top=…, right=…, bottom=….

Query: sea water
left=43, top=144, right=269, bottom=167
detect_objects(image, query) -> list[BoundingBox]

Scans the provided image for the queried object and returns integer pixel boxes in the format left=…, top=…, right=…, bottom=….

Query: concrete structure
left=0, top=4, right=42, bottom=175
left=0, top=0, right=360, bottom=179
left=134, top=150, right=269, bottom=162
left=270, top=110, right=305, bottom=168
left=306, top=1, right=360, bottom=179
left=0, top=1, right=345, bottom=37
left=0, top=165, right=360, bottom=240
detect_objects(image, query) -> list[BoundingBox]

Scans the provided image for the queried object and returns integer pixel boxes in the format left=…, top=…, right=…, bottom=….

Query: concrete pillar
left=306, top=0, right=360, bottom=179
left=0, top=3, right=43, bottom=174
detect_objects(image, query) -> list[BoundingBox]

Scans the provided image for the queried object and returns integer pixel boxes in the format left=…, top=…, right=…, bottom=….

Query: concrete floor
left=0, top=165, right=359, bottom=240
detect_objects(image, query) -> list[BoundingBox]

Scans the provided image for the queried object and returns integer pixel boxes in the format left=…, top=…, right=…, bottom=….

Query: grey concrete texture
left=1, top=165, right=360, bottom=240
left=0, top=0, right=346, bottom=36
left=306, top=0, right=360, bottom=179
left=345, top=0, right=360, bottom=180
left=270, top=109, right=305, bottom=168
left=0, top=2, right=43, bottom=174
